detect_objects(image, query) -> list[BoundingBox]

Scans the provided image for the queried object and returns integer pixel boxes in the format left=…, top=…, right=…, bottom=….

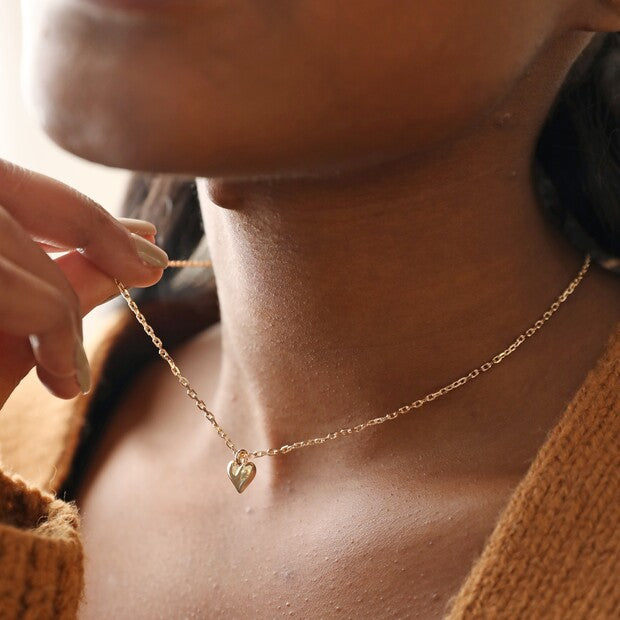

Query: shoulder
left=0, top=308, right=144, bottom=619
left=446, top=319, right=620, bottom=618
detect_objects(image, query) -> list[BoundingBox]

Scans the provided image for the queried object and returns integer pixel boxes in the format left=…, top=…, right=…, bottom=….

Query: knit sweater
left=0, top=314, right=618, bottom=619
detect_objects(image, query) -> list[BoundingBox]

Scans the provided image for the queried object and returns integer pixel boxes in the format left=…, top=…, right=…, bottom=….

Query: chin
left=25, top=72, right=431, bottom=181
left=19, top=0, right=503, bottom=180
left=25, top=68, right=253, bottom=177
left=24, top=58, right=472, bottom=182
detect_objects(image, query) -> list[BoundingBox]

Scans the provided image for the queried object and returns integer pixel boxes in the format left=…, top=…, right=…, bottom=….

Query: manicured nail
left=131, top=232, right=169, bottom=268
left=74, top=338, right=91, bottom=394
left=118, top=217, right=157, bottom=236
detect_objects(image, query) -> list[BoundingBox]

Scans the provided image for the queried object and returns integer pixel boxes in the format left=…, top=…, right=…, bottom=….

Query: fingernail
left=131, top=232, right=169, bottom=268
left=118, top=217, right=157, bottom=236
left=74, top=338, right=91, bottom=394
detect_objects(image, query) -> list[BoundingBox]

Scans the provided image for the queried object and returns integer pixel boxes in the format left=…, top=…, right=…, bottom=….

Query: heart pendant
left=227, top=459, right=257, bottom=493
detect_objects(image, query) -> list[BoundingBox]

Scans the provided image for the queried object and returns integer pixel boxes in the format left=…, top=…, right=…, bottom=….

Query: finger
left=0, top=335, right=33, bottom=398
left=0, top=255, right=86, bottom=398
left=0, top=160, right=167, bottom=284
left=0, top=255, right=77, bottom=339
left=37, top=242, right=69, bottom=253
left=36, top=365, right=85, bottom=400
left=36, top=218, right=158, bottom=253
left=0, top=209, right=163, bottom=361
left=0, top=205, right=82, bottom=331
left=54, top=251, right=136, bottom=317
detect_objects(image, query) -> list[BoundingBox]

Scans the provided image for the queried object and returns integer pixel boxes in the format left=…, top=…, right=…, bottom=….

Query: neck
left=194, top=35, right=605, bottom=486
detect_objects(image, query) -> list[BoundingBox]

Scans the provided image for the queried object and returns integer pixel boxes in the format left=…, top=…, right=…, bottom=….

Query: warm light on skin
left=18, top=0, right=620, bottom=458
left=20, top=0, right=616, bottom=179
left=15, top=3, right=620, bottom=618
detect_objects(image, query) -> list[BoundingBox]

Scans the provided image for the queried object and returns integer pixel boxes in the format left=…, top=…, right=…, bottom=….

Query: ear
left=568, top=0, right=620, bottom=32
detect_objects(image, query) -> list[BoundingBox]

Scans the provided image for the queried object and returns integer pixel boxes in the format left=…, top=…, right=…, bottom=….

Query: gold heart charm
left=227, top=459, right=257, bottom=493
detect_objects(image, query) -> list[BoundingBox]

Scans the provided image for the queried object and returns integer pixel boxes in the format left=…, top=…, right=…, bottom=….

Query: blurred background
left=0, top=2, right=128, bottom=213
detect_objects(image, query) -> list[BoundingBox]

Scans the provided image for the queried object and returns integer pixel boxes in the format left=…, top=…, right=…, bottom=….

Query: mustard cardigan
left=0, top=313, right=618, bottom=619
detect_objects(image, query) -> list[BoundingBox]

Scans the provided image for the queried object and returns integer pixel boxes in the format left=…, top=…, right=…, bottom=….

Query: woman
left=0, top=1, right=618, bottom=618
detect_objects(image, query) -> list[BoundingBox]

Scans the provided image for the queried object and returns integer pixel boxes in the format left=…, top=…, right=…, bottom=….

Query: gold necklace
left=115, top=254, right=591, bottom=493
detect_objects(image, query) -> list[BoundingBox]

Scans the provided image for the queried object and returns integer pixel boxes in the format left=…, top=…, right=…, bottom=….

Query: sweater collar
left=446, top=321, right=619, bottom=616
left=0, top=309, right=131, bottom=492
left=1, top=314, right=618, bottom=617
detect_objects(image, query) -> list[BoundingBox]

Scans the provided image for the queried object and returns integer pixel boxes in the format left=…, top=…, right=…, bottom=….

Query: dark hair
left=535, top=32, right=620, bottom=270
left=58, top=32, right=620, bottom=501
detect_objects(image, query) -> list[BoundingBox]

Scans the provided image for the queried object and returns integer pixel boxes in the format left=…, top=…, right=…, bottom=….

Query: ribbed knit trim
left=0, top=470, right=83, bottom=619
left=446, top=325, right=619, bottom=619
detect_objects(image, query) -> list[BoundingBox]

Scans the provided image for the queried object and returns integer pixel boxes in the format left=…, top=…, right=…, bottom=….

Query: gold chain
left=166, top=259, right=214, bottom=268
left=115, top=253, right=591, bottom=492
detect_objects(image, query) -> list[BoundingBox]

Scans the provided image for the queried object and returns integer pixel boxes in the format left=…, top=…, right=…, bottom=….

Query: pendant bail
left=234, top=448, right=250, bottom=465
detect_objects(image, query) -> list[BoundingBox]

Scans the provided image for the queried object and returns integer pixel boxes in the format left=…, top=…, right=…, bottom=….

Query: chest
left=74, top=422, right=515, bottom=620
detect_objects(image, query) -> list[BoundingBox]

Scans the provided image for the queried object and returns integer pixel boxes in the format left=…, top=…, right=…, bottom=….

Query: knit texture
left=0, top=471, right=82, bottom=619
left=446, top=324, right=619, bottom=619
left=0, top=316, right=617, bottom=619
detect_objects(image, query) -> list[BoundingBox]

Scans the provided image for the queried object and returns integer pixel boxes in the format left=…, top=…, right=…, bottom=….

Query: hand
left=0, top=159, right=168, bottom=404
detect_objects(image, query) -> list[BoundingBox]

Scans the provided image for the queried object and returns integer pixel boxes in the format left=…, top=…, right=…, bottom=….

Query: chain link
left=115, top=253, right=591, bottom=460
left=166, top=259, right=214, bottom=268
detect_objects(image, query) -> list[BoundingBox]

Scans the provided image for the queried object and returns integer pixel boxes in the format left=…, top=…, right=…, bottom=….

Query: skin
left=1, top=0, right=619, bottom=617
left=0, top=162, right=165, bottom=401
